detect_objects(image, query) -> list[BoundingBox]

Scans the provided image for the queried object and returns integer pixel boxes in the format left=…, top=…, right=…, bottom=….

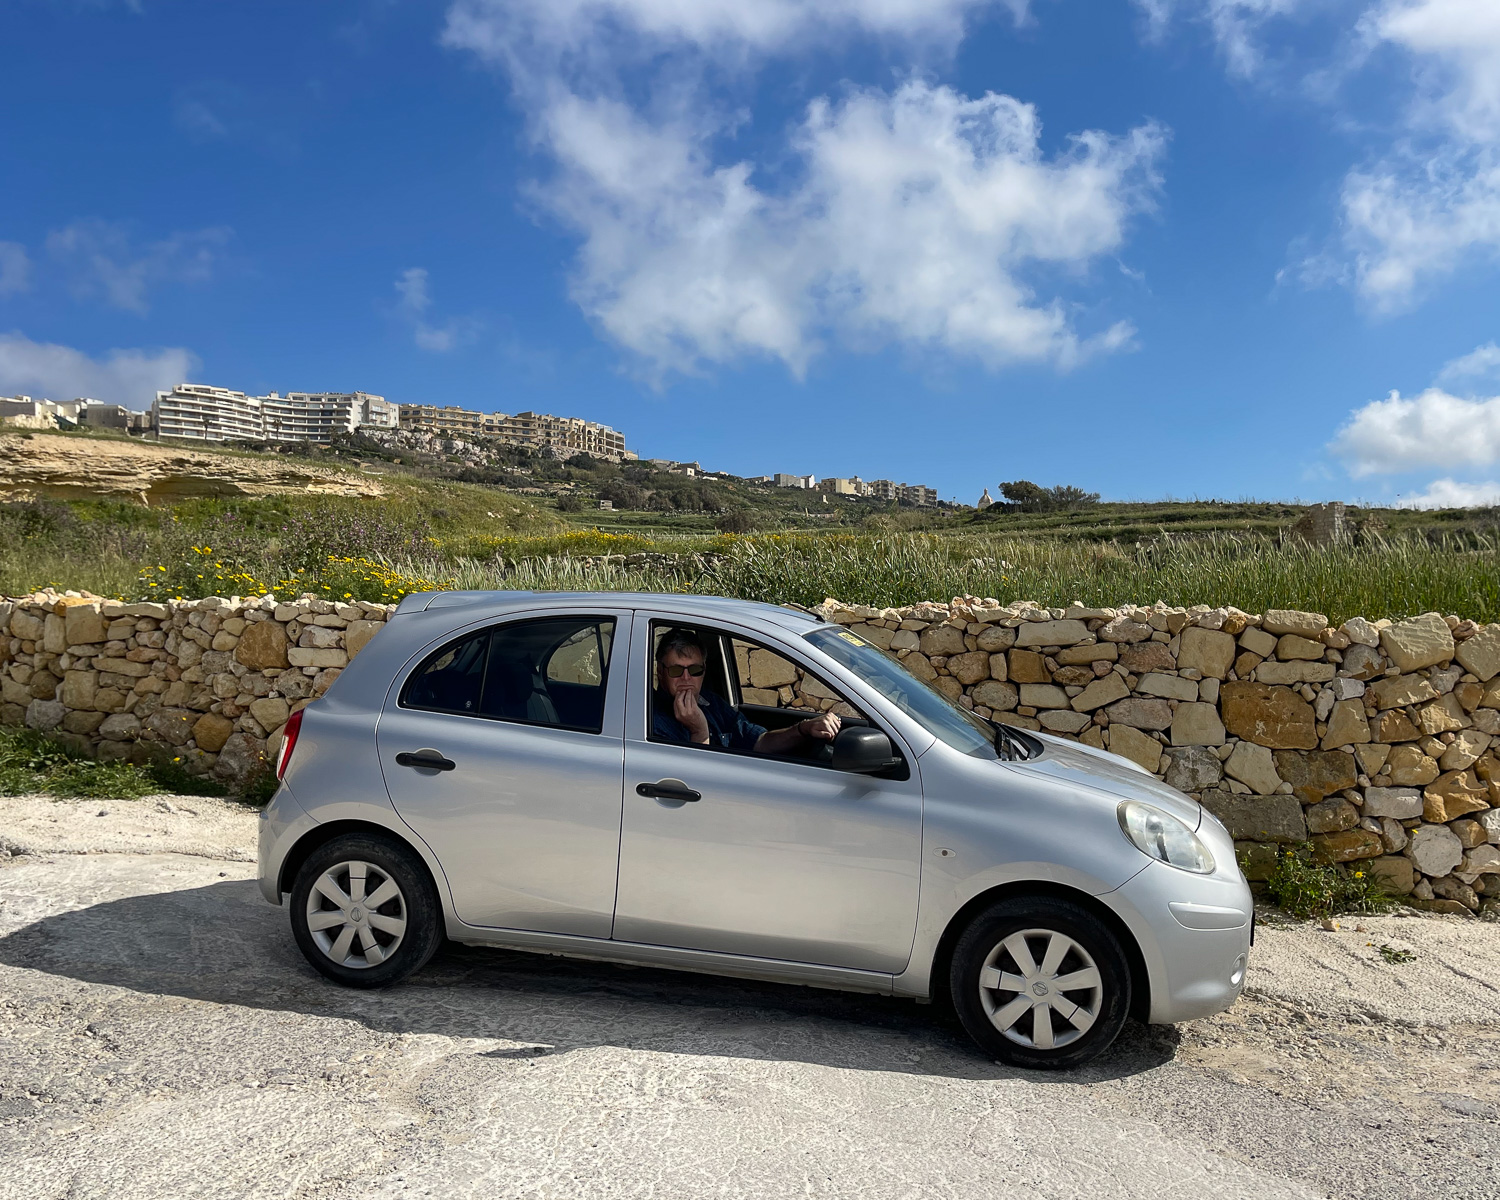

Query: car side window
left=480, top=616, right=616, bottom=733
left=730, top=638, right=862, bottom=719
left=403, top=629, right=489, bottom=715
left=402, top=616, right=616, bottom=734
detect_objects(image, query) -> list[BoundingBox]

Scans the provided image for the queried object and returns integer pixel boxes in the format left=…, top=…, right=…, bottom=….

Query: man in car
left=654, top=627, right=841, bottom=752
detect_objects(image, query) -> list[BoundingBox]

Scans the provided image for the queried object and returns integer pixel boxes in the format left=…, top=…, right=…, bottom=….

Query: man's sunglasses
left=662, top=663, right=706, bottom=678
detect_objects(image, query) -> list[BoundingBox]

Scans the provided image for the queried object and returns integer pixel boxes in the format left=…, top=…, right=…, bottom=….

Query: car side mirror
left=830, top=725, right=900, bottom=774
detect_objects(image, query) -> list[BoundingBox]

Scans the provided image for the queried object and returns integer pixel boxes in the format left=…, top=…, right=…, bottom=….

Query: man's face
left=660, top=646, right=706, bottom=700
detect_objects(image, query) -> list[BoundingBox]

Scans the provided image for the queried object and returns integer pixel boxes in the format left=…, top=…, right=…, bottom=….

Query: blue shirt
left=653, top=688, right=767, bottom=751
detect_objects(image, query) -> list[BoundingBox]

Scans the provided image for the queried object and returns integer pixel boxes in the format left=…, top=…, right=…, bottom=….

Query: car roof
left=393, top=590, right=824, bottom=633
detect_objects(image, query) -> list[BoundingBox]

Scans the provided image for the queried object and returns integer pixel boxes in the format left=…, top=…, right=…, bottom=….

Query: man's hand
left=798, top=712, right=842, bottom=742
left=674, top=689, right=712, bottom=745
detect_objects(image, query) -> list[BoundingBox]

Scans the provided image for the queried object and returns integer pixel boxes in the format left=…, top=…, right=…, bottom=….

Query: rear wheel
left=290, top=833, right=443, bottom=988
left=949, top=896, right=1131, bottom=1069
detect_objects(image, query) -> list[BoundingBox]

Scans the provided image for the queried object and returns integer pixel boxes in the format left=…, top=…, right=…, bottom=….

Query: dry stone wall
left=7, top=587, right=1500, bottom=916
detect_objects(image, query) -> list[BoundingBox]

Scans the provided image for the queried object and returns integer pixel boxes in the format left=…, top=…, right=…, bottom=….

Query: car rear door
left=378, top=607, right=631, bottom=937
left=612, top=612, right=923, bottom=974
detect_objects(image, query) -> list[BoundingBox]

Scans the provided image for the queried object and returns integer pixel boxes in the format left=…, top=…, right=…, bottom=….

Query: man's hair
left=655, top=627, right=707, bottom=663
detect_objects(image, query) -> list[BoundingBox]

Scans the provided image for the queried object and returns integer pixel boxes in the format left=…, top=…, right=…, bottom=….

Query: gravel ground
left=1, top=795, right=1497, bottom=1199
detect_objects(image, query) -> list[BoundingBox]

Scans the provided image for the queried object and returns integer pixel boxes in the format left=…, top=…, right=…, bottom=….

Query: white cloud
left=0, top=332, right=196, bottom=407
left=1132, top=0, right=1316, bottom=77
left=444, top=0, right=1026, bottom=65
left=1394, top=477, right=1500, bottom=508
left=0, top=243, right=29, bottom=297
left=1331, top=386, right=1500, bottom=475
left=532, top=82, right=1162, bottom=376
left=1436, top=341, right=1500, bottom=388
left=45, top=219, right=231, bottom=315
left=393, top=268, right=478, bottom=353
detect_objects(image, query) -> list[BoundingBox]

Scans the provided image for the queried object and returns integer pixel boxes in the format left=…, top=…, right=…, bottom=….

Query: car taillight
left=275, top=707, right=305, bottom=780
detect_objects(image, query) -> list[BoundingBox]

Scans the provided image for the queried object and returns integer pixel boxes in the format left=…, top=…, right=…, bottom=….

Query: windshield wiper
left=990, top=720, right=1020, bottom=760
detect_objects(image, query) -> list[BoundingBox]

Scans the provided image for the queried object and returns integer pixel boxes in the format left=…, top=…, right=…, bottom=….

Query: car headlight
left=1118, top=801, right=1216, bottom=874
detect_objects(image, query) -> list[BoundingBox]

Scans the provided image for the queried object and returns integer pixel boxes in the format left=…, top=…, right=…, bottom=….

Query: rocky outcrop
left=0, top=433, right=385, bottom=504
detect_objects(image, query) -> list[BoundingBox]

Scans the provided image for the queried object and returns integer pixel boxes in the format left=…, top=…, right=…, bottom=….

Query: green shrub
left=0, top=727, right=227, bottom=799
left=1263, top=846, right=1396, bottom=920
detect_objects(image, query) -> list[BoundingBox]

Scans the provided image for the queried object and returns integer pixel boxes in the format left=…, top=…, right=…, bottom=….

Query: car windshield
left=805, top=626, right=998, bottom=759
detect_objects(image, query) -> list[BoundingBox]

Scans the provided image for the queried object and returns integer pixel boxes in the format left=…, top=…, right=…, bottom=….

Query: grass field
left=5, top=429, right=1500, bottom=620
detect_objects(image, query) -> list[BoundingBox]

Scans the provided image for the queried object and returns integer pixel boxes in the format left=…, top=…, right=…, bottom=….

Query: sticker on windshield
left=836, top=630, right=866, bottom=645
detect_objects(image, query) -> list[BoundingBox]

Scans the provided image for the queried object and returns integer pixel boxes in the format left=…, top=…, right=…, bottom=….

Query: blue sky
left=3, top=0, right=1499, bottom=508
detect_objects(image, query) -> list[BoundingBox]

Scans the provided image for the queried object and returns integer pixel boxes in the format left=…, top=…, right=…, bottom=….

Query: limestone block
left=1019, top=683, right=1069, bottom=709
left=1441, top=729, right=1492, bottom=772
left=287, top=648, right=349, bottom=669
left=192, top=713, right=235, bottom=753
left=28, top=670, right=58, bottom=700
left=1261, top=610, right=1328, bottom=638
left=1099, top=616, right=1153, bottom=643
left=1176, top=627, right=1235, bottom=679
left=94, top=656, right=150, bottom=678
left=1340, top=644, right=1385, bottom=681
left=1224, top=742, right=1281, bottom=795
left=902, top=652, right=937, bottom=683
left=213, top=732, right=269, bottom=788
left=888, top=629, right=919, bottom=652
left=1321, top=699, right=1371, bottom=749
left=1235, top=841, right=1280, bottom=881
left=298, top=624, right=343, bottom=650
left=934, top=677, right=963, bottom=701
left=249, top=696, right=290, bottom=732
left=60, top=670, right=97, bottom=711
left=1171, top=702, right=1226, bottom=747
left=1305, top=798, right=1360, bottom=834
left=1367, top=856, right=1416, bottom=895
left=1362, top=786, right=1424, bottom=819
left=1407, top=823, right=1464, bottom=877
left=1354, top=743, right=1391, bottom=776
left=1373, top=709, right=1421, bottom=743
left=1070, top=673, right=1129, bottom=712
left=1163, top=746, right=1223, bottom=791
left=975, top=625, right=1016, bottom=653
left=970, top=680, right=1018, bottom=712
left=1013, top=619, right=1089, bottom=648
left=1136, top=673, right=1198, bottom=702
left=1275, top=634, right=1325, bottom=662
left=0, top=678, right=28, bottom=708
left=1454, top=819, right=1490, bottom=849
left=1038, top=710, right=1092, bottom=734
left=1120, top=642, right=1176, bottom=673
left=1368, top=674, right=1437, bottom=710
left=25, top=699, right=65, bottom=732
left=1055, top=642, right=1115, bottom=665
left=1007, top=650, right=1051, bottom=684
left=947, top=651, right=992, bottom=686
left=919, top=626, right=968, bottom=657
left=42, top=613, right=66, bottom=654
left=1273, top=750, right=1357, bottom=804
left=1200, top=790, right=1308, bottom=843
left=143, top=707, right=197, bottom=746
left=1254, top=661, right=1336, bottom=685
left=1479, top=807, right=1500, bottom=844
left=1424, top=770, right=1493, bottom=822
left=9, top=611, right=43, bottom=641
left=1380, top=612, right=1455, bottom=673
left=1238, top=627, right=1278, bottom=658
left=1416, top=693, right=1468, bottom=735
left=1221, top=682, right=1317, bottom=749
left=1456, top=623, right=1500, bottom=682
left=1311, top=829, right=1383, bottom=863
left=1431, top=875, right=1480, bottom=909
left=1106, top=724, right=1162, bottom=774
left=1103, top=697, right=1173, bottom=731
left=62, top=603, right=106, bottom=646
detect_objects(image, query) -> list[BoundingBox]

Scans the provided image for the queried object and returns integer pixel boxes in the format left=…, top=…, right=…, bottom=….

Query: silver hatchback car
left=258, top=591, right=1252, bottom=1069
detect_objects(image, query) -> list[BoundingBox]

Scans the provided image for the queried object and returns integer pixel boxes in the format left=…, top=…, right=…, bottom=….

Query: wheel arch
left=930, top=881, right=1151, bottom=1023
left=279, top=819, right=443, bottom=907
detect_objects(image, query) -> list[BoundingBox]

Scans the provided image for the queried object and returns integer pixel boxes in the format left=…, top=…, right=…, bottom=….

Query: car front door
left=379, top=608, right=631, bottom=937
left=612, top=614, right=923, bottom=974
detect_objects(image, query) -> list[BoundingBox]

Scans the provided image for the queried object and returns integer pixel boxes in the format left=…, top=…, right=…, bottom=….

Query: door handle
left=636, top=779, right=701, bottom=803
left=396, top=750, right=456, bottom=772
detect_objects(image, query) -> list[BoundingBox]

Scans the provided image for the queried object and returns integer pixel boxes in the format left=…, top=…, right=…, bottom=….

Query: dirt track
left=1, top=796, right=1497, bottom=1199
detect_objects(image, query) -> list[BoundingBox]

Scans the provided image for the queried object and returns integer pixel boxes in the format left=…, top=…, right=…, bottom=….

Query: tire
left=948, top=895, right=1131, bottom=1070
left=290, top=833, right=444, bottom=989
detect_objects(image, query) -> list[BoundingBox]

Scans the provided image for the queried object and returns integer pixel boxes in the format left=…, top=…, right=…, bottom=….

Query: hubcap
left=305, top=860, right=407, bottom=969
left=978, top=928, right=1104, bottom=1051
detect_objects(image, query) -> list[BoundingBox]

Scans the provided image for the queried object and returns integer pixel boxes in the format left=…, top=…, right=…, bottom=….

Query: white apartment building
left=154, top=385, right=397, bottom=443
left=773, top=473, right=817, bottom=489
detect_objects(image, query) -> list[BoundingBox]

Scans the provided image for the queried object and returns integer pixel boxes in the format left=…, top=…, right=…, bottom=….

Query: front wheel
left=290, top=833, right=444, bottom=988
left=949, top=896, right=1131, bottom=1069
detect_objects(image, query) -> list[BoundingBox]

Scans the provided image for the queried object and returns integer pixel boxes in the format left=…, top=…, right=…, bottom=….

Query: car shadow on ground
left=0, top=877, right=1181, bottom=1084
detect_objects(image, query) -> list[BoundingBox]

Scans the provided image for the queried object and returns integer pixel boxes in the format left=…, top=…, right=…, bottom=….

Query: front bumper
left=1109, top=859, right=1253, bottom=1024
